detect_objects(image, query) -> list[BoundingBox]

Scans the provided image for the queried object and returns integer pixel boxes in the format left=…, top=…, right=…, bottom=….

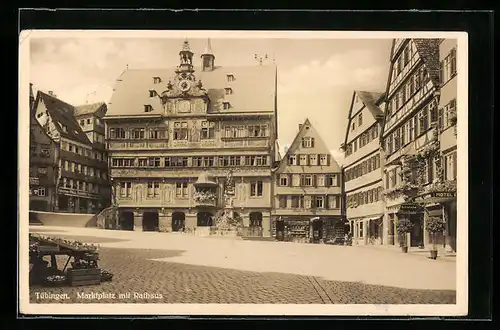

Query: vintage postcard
left=18, top=30, right=468, bottom=316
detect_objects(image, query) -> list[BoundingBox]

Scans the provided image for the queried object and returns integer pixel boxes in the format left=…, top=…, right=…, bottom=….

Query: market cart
left=29, top=234, right=113, bottom=287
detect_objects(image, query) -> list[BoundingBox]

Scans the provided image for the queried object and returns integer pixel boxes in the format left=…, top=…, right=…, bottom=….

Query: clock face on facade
left=178, top=100, right=191, bottom=113
left=178, top=79, right=191, bottom=92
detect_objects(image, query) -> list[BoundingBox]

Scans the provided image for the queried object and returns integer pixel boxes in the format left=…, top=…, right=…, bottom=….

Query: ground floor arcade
left=108, top=207, right=272, bottom=237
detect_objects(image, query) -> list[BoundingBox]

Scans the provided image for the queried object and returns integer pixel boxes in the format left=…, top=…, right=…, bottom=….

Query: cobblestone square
left=28, top=226, right=456, bottom=304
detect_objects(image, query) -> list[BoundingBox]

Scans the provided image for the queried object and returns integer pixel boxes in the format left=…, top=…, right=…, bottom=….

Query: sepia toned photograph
left=18, top=30, right=468, bottom=316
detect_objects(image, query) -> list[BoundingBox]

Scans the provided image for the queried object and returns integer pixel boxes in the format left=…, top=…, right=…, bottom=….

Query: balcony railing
left=107, top=140, right=169, bottom=150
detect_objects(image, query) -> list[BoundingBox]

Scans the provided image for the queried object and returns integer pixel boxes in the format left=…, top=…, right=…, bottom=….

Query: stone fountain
left=211, top=169, right=242, bottom=236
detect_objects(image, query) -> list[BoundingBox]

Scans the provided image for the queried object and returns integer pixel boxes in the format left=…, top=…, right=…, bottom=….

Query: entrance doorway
left=172, top=212, right=185, bottom=232
left=409, top=213, right=424, bottom=247
left=143, top=211, right=159, bottom=231
left=119, top=211, right=134, bottom=231
left=197, top=212, right=213, bottom=226
left=447, top=203, right=457, bottom=252
left=275, top=218, right=285, bottom=241
left=311, top=219, right=323, bottom=243
left=30, top=200, right=48, bottom=212
left=58, top=195, right=69, bottom=211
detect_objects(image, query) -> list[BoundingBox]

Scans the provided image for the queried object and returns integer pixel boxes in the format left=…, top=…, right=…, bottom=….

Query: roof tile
left=412, top=38, right=442, bottom=87
left=106, top=65, right=277, bottom=117
left=37, top=92, right=92, bottom=146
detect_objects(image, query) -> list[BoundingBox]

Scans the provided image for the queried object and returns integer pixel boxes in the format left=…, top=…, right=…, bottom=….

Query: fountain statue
left=212, top=169, right=242, bottom=235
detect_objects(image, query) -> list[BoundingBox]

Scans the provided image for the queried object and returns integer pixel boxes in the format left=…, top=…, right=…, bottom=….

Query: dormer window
left=61, top=125, right=68, bottom=133
left=223, top=102, right=231, bottom=110
left=153, top=77, right=162, bottom=84
left=149, top=90, right=156, bottom=97
left=227, top=74, right=235, bottom=82
left=144, top=105, right=153, bottom=113
left=224, top=87, right=233, bottom=95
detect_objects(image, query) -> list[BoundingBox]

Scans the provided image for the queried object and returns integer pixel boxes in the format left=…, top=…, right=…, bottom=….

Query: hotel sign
left=433, top=192, right=456, bottom=198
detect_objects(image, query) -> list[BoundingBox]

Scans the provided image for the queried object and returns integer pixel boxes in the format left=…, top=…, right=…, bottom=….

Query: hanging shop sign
left=398, top=202, right=424, bottom=215
left=29, top=177, right=39, bottom=185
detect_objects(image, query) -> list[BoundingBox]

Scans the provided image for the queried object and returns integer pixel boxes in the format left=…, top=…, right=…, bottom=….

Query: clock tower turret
left=177, top=39, right=195, bottom=74
left=201, top=38, right=215, bottom=72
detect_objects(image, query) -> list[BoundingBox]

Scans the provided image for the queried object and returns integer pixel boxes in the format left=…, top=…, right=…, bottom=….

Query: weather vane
left=254, top=53, right=268, bottom=65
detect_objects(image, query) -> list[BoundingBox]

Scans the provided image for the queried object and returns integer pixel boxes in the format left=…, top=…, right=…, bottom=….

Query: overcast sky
left=30, top=37, right=392, bottom=164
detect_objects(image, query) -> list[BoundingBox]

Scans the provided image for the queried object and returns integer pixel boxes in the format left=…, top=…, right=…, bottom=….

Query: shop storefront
left=414, top=190, right=457, bottom=252
left=273, top=216, right=345, bottom=244
left=351, top=215, right=384, bottom=245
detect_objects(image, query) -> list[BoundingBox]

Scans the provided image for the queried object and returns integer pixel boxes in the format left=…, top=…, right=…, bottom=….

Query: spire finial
left=202, top=38, right=214, bottom=56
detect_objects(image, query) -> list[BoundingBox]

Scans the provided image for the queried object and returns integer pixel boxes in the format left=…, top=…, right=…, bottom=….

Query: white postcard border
left=18, top=29, right=469, bottom=316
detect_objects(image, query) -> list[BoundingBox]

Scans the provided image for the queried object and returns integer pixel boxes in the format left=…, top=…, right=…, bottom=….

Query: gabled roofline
left=36, top=91, right=93, bottom=146
left=30, top=93, right=59, bottom=145
left=274, top=65, right=278, bottom=139
left=380, top=39, right=396, bottom=140
left=342, top=91, right=357, bottom=149
left=277, top=118, right=311, bottom=168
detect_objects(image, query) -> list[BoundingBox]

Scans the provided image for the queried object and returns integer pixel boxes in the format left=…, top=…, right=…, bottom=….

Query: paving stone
left=29, top=247, right=456, bottom=304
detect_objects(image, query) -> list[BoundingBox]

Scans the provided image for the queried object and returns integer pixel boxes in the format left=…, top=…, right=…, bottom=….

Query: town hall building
left=104, top=39, right=278, bottom=236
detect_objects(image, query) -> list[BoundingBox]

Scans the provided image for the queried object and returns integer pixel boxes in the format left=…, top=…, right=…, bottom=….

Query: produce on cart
left=28, top=233, right=114, bottom=287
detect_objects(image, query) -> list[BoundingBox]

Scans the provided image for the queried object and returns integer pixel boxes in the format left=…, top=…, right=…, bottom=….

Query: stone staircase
left=91, top=206, right=119, bottom=229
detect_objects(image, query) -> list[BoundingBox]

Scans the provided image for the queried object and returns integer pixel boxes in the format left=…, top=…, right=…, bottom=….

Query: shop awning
left=366, top=214, right=384, bottom=221
left=426, top=207, right=443, bottom=218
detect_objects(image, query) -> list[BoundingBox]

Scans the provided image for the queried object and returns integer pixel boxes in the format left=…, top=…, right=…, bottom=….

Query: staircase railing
left=90, top=206, right=119, bottom=229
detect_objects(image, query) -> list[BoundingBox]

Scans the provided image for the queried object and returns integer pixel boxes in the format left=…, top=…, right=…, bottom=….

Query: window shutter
left=327, top=154, right=331, bottom=166
left=276, top=175, right=280, bottom=186
left=451, top=48, right=457, bottom=75
left=337, top=174, right=340, bottom=187
left=313, top=174, right=317, bottom=187
left=306, top=154, right=310, bottom=166
left=452, top=152, right=457, bottom=180
left=439, top=61, right=444, bottom=85
left=311, top=138, right=315, bottom=148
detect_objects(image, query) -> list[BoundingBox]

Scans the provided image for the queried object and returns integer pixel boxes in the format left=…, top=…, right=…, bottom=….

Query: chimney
left=48, top=91, right=54, bottom=96
left=299, top=124, right=303, bottom=130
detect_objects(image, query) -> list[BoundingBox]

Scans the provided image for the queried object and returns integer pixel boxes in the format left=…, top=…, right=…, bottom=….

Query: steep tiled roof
left=36, top=91, right=92, bottom=146
left=342, top=90, right=385, bottom=148
left=106, top=65, right=277, bottom=117
left=355, top=91, right=385, bottom=118
left=74, top=102, right=106, bottom=116
left=277, top=118, right=342, bottom=173
left=413, top=38, right=442, bottom=87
